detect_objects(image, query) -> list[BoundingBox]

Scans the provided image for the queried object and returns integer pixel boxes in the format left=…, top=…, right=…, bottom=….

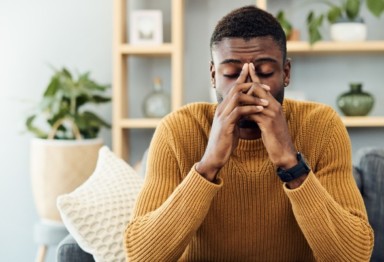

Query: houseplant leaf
left=307, top=11, right=324, bottom=44
left=276, top=10, right=293, bottom=38
left=25, top=115, right=48, bottom=138
left=79, top=72, right=109, bottom=91
left=43, top=75, right=60, bottom=97
left=75, top=95, right=111, bottom=109
left=345, top=0, right=361, bottom=20
left=75, top=111, right=111, bottom=139
left=366, top=0, right=384, bottom=17
left=327, top=6, right=342, bottom=23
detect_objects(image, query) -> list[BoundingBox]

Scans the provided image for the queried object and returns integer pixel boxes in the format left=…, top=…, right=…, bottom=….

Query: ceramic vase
left=337, top=83, right=374, bottom=116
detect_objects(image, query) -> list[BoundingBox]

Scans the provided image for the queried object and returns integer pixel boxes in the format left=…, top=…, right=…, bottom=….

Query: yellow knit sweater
left=125, top=99, right=373, bottom=261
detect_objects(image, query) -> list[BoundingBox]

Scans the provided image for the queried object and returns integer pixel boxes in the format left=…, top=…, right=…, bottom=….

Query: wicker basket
left=30, top=138, right=103, bottom=221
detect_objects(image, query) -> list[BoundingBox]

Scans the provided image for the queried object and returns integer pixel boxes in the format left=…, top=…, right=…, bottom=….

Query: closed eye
left=223, top=73, right=240, bottom=79
left=258, top=72, right=274, bottom=78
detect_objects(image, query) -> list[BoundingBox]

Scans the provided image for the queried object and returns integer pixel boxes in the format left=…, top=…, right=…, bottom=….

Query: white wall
left=0, top=0, right=112, bottom=260
left=0, top=0, right=383, bottom=261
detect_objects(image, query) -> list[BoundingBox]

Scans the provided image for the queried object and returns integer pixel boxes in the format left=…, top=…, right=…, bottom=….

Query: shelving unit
left=256, top=0, right=384, bottom=128
left=112, top=0, right=383, bottom=162
left=113, top=0, right=184, bottom=161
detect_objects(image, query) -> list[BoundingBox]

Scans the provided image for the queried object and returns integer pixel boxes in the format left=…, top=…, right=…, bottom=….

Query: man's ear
left=210, top=61, right=216, bottom=88
left=283, top=58, right=291, bottom=87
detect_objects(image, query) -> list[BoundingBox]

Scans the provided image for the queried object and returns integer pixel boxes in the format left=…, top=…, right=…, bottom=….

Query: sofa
left=353, top=147, right=384, bottom=262
left=56, top=147, right=384, bottom=262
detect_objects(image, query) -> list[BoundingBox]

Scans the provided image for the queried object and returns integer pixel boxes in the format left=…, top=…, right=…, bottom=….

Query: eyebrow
left=219, top=57, right=278, bottom=65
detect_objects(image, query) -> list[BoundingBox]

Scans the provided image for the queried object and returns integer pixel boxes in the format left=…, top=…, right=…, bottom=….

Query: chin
left=237, top=119, right=259, bottom=129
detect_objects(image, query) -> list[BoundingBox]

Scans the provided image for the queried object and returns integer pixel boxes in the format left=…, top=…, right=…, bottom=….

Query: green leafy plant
left=276, top=10, right=293, bottom=39
left=307, top=0, right=384, bottom=44
left=26, top=67, right=111, bottom=140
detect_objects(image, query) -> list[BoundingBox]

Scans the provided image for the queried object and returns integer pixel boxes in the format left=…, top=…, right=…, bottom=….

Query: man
left=125, top=6, right=373, bottom=261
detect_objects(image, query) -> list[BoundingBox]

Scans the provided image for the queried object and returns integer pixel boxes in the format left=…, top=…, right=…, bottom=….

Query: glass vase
left=142, top=77, right=170, bottom=118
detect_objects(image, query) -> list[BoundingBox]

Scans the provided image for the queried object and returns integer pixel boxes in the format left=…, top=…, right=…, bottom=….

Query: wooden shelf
left=120, top=44, right=173, bottom=56
left=342, top=117, right=384, bottom=127
left=118, top=117, right=384, bottom=129
left=287, top=41, right=384, bottom=55
left=113, top=0, right=184, bottom=161
left=120, top=118, right=162, bottom=128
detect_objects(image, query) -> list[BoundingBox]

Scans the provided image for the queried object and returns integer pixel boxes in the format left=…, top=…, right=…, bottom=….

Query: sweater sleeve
left=284, top=113, right=374, bottom=261
left=124, top=120, right=222, bottom=261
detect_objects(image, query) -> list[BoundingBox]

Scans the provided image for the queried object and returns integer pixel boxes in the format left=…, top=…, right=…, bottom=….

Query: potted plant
left=307, top=0, right=384, bottom=44
left=276, top=10, right=300, bottom=41
left=26, top=67, right=111, bottom=221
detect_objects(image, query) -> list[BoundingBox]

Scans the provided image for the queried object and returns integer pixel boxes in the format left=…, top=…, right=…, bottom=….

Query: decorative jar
left=142, top=77, right=170, bottom=118
left=337, top=83, right=374, bottom=116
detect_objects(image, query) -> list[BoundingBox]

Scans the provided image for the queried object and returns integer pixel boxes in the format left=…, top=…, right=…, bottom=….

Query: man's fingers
left=235, top=63, right=249, bottom=84
left=245, top=82, right=270, bottom=99
left=249, top=63, right=260, bottom=83
left=227, top=104, right=264, bottom=124
left=249, top=63, right=271, bottom=91
left=220, top=87, right=268, bottom=119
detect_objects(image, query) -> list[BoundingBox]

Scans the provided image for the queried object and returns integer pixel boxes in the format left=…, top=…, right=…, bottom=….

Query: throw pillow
left=57, top=146, right=144, bottom=262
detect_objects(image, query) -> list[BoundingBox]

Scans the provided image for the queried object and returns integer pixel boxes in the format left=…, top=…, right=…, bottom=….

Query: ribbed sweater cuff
left=186, top=163, right=223, bottom=196
left=283, top=171, right=329, bottom=216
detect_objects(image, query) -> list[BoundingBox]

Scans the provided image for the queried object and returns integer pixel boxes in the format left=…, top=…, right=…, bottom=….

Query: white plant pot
left=330, top=22, right=367, bottom=42
left=30, top=138, right=103, bottom=221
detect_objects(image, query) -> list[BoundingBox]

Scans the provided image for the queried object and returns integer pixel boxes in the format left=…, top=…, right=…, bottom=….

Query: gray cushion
left=354, top=147, right=384, bottom=262
left=56, top=234, right=94, bottom=262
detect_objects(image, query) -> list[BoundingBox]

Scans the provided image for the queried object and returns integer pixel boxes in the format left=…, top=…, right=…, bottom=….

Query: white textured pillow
left=57, top=146, right=144, bottom=262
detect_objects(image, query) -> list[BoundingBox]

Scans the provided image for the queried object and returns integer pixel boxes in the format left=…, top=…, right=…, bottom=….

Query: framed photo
left=130, top=10, right=163, bottom=45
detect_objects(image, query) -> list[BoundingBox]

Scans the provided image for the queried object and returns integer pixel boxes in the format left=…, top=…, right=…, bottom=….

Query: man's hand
left=196, top=64, right=269, bottom=181
left=246, top=63, right=299, bottom=173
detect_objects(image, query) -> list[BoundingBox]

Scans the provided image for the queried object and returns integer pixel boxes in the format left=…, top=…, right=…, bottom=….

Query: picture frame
left=130, top=10, right=163, bottom=45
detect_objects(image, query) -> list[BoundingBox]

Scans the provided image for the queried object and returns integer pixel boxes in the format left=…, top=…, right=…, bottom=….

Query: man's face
left=210, top=37, right=290, bottom=106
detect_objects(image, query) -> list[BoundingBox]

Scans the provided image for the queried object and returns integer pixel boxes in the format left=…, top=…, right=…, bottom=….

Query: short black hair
left=210, top=5, right=287, bottom=62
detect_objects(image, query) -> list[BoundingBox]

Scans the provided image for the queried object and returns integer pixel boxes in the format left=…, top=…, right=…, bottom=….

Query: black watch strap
left=277, top=152, right=311, bottom=183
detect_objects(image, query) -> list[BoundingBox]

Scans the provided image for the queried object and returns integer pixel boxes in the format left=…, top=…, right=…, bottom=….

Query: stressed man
left=125, top=6, right=373, bottom=261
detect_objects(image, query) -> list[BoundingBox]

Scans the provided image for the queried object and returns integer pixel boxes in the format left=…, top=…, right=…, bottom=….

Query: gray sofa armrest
left=354, top=147, right=384, bottom=262
left=56, top=234, right=94, bottom=262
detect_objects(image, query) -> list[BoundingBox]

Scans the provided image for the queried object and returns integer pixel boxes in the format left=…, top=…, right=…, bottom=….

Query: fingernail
left=242, top=63, right=248, bottom=70
left=256, top=106, right=264, bottom=110
left=249, top=63, right=255, bottom=70
left=260, top=99, right=269, bottom=105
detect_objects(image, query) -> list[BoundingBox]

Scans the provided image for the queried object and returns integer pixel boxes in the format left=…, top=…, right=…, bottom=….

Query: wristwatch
left=277, top=152, right=311, bottom=182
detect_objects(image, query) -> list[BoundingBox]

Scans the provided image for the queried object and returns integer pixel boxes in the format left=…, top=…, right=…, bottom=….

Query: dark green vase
left=337, top=83, right=374, bottom=116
